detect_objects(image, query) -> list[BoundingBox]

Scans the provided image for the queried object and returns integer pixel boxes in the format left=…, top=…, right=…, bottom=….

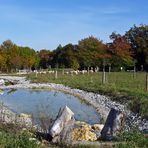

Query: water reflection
left=7, top=89, right=17, bottom=94
left=0, top=89, right=100, bottom=124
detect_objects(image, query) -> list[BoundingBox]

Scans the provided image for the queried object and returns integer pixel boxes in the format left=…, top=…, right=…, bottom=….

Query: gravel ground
left=0, top=76, right=147, bottom=132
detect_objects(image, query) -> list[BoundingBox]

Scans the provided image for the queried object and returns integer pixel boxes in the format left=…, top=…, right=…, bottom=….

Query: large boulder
left=101, top=108, right=125, bottom=140
left=49, top=106, right=75, bottom=143
left=0, top=79, right=5, bottom=85
left=0, top=104, right=32, bottom=128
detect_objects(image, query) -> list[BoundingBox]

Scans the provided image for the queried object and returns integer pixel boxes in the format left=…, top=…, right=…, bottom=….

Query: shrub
left=116, top=130, right=148, bottom=148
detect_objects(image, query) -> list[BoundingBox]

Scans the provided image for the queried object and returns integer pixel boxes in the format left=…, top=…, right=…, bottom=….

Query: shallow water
left=0, top=89, right=100, bottom=124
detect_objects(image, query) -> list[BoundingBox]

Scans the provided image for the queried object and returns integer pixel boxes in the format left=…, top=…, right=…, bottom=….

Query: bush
left=116, top=130, right=148, bottom=148
left=0, top=123, right=48, bottom=148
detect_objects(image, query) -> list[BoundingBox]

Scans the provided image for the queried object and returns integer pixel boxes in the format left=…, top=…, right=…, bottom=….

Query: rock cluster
left=0, top=104, right=32, bottom=128
left=18, top=113, right=32, bottom=127
left=72, top=124, right=97, bottom=141
left=48, top=107, right=104, bottom=142
left=72, top=121, right=104, bottom=141
left=72, top=108, right=125, bottom=142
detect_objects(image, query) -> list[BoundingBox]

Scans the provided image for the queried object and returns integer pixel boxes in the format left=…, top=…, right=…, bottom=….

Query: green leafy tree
left=69, top=58, right=80, bottom=70
left=78, top=36, right=108, bottom=69
left=20, top=46, right=38, bottom=70
left=52, top=44, right=79, bottom=69
left=1, top=40, right=14, bottom=71
left=0, top=48, right=7, bottom=71
left=125, top=24, right=148, bottom=70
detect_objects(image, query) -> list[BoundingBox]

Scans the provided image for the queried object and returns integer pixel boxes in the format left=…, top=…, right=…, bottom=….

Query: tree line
left=0, top=24, right=148, bottom=72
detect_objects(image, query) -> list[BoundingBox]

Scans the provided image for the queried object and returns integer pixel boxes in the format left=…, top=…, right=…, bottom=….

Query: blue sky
left=0, top=0, right=148, bottom=50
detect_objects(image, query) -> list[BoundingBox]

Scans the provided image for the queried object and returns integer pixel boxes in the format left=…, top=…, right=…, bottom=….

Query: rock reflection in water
left=0, top=89, right=100, bottom=124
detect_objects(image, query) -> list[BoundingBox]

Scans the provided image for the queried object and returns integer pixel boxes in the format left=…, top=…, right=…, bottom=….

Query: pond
left=0, top=89, right=100, bottom=124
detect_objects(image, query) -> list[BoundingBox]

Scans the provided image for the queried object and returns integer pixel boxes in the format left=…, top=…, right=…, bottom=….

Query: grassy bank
left=27, top=72, right=148, bottom=119
left=0, top=123, right=44, bottom=148
left=0, top=123, right=61, bottom=148
left=0, top=123, right=147, bottom=148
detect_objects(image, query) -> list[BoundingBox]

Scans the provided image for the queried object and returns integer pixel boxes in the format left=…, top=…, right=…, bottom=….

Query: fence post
left=87, top=67, right=89, bottom=75
left=71, top=71, right=73, bottom=76
left=109, top=65, right=111, bottom=74
left=146, top=73, right=148, bottom=92
left=55, top=70, right=58, bottom=79
left=102, top=66, right=106, bottom=84
left=133, top=66, right=136, bottom=79
left=35, top=71, right=38, bottom=78
left=102, top=60, right=106, bottom=84
left=62, top=69, right=64, bottom=75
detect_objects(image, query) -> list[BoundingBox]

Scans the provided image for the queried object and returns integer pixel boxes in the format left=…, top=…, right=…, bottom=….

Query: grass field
left=28, top=71, right=148, bottom=119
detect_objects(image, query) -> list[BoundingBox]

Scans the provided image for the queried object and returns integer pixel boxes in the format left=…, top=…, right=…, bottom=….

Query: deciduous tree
left=125, top=25, right=148, bottom=70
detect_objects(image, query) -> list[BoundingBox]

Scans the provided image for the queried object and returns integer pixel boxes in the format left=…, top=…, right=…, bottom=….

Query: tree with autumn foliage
left=38, top=49, right=53, bottom=69
left=108, top=32, right=134, bottom=70
left=0, top=40, right=39, bottom=72
left=0, top=24, right=147, bottom=72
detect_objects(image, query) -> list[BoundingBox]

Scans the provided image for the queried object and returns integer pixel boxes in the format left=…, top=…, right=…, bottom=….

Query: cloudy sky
left=0, top=0, right=147, bottom=50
